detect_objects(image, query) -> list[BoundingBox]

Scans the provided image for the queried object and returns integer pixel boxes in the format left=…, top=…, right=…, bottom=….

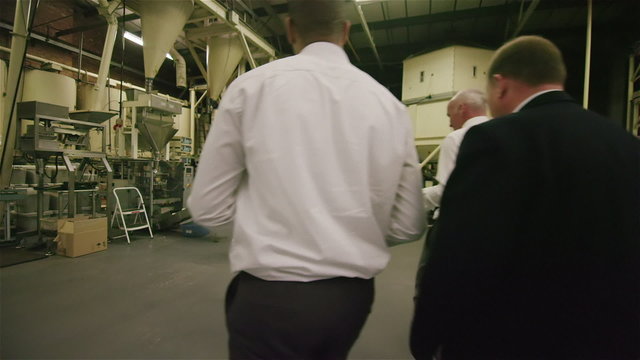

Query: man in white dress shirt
left=416, top=90, right=490, bottom=288
left=422, top=89, right=490, bottom=214
left=188, top=0, right=425, bottom=358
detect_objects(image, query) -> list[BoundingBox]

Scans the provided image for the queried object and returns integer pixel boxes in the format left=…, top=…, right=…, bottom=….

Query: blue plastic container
left=180, top=222, right=210, bottom=238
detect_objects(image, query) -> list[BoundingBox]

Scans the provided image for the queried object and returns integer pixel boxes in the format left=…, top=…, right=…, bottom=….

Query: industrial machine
left=0, top=0, right=276, bottom=243
left=14, top=101, right=114, bottom=242
left=119, top=89, right=181, bottom=160
left=169, top=136, right=192, bottom=161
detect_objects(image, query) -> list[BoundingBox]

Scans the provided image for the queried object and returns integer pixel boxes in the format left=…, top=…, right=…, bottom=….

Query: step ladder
left=110, top=187, right=153, bottom=244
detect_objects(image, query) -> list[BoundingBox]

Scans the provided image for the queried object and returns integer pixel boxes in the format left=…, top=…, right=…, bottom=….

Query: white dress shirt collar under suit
left=188, top=41, right=425, bottom=282
left=514, top=89, right=563, bottom=112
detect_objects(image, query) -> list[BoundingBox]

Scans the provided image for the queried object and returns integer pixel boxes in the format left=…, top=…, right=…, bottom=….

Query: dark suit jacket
left=410, top=91, right=640, bottom=359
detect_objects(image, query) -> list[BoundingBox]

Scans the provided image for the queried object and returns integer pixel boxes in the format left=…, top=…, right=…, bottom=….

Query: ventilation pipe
left=92, top=1, right=120, bottom=110
left=169, top=48, right=187, bottom=89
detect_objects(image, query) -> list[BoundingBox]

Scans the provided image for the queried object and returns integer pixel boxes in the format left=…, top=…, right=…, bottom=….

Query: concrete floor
left=0, top=230, right=423, bottom=359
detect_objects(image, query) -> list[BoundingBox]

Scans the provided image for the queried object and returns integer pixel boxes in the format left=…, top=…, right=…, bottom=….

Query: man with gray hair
left=422, top=89, right=490, bottom=214
left=416, top=89, right=489, bottom=294
left=189, top=0, right=425, bottom=358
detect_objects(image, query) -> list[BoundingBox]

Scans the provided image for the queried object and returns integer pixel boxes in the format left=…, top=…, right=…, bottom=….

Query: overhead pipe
left=92, top=3, right=120, bottom=110
left=511, top=0, right=540, bottom=38
left=583, top=0, right=592, bottom=108
left=347, top=39, right=361, bottom=62
left=0, top=45, right=145, bottom=92
left=354, top=3, right=382, bottom=69
left=420, top=146, right=441, bottom=169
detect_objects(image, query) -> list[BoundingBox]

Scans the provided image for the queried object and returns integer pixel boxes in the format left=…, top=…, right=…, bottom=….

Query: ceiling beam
left=55, top=13, right=139, bottom=37
left=254, top=0, right=285, bottom=52
left=185, top=22, right=235, bottom=40
left=511, top=0, right=540, bottom=38
left=195, top=0, right=277, bottom=58
left=248, top=0, right=586, bottom=35
left=351, top=4, right=513, bottom=33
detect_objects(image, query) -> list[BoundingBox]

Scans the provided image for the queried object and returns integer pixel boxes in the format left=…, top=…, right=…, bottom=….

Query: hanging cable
left=43, top=155, right=60, bottom=180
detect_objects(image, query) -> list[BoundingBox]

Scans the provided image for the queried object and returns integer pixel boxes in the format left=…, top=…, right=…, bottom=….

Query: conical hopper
left=137, top=0, right=194, bottom=86
left=208, top=35, right=244, bottom=100
left=135, top=110, right=179, bottom=155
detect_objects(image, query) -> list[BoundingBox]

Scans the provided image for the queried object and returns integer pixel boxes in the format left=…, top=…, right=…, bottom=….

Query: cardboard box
left=42, top=215, right=90, bottom=232
left=55, top=217, right=107, bottom=258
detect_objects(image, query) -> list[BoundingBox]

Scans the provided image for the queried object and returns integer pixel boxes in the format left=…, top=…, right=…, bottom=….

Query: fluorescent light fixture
left=123, top=31, right=173, bottom=60
left=124, top=31, right=143, bottom=46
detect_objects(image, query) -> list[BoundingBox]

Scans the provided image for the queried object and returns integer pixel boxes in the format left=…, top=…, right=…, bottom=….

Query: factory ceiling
left=0, top=0, right=639, bottom=100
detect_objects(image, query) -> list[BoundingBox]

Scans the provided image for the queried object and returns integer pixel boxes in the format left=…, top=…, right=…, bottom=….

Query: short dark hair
left=288, top=0, right=347, bottom=44
left=488, top=35, right=567, bottom=86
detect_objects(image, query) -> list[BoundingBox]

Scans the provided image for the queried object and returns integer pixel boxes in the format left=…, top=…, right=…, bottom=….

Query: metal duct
left=169, top=48, right=187, bottom=89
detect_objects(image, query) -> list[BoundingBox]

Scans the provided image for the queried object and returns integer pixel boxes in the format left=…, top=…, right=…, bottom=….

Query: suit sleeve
left=410, top=125, right=517, bottom=358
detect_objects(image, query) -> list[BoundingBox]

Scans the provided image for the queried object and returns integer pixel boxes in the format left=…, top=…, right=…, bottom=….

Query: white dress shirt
left=422, top=116, right=490, bottom=212
left=188, top=42, right=425, bottom=282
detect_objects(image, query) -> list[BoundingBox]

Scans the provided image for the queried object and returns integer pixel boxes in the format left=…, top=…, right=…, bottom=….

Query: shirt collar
left=462, top=115, right=489, bottom=129
left=299, top=42, right=350, bottom=64
left=514, top=89, right=563, bottom=112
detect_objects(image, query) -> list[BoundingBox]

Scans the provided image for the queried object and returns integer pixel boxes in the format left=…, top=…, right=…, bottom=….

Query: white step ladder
left=110, top=187, right=153, bottom=243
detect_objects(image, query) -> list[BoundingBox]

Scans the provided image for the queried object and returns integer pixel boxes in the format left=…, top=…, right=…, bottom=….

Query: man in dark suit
left=410, top=35, right=640, bottom=359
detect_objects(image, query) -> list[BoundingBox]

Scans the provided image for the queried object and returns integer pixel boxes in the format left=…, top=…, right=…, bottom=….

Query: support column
left=1, top=0, right=35, bottom=190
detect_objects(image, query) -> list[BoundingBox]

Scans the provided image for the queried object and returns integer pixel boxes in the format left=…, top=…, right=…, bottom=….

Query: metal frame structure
left=15, top=107, right=113, bottom=241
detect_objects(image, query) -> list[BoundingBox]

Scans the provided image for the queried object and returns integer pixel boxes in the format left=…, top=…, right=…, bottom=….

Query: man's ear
left=285, top=17, right=296, bottom=46
left=340, top=20, right=352, bottom=46
left=492, top=74, right=508, bottom=99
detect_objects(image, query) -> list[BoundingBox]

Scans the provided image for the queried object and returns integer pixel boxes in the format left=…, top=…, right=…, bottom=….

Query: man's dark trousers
left=226, top=271, right=374, bottom=360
